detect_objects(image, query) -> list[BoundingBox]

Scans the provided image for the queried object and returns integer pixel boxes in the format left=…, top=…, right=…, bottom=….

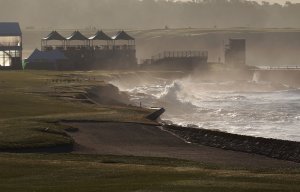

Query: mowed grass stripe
left=0, top=154, right=299, bottom=192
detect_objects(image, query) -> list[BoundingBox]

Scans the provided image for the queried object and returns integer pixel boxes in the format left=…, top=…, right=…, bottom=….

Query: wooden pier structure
left=141, top=50, right=208, bottom=71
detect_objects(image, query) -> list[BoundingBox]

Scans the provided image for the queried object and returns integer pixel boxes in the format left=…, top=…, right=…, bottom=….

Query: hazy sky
left=256, top=0, right=300, bottom=3
left=181, top=0, right=300, bottom=4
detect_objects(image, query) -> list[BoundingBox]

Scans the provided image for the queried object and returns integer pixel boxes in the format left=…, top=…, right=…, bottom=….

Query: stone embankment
left=163, top=125, right=300, bottom=163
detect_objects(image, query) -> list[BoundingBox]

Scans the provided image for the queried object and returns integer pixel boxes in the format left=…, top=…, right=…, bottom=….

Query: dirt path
left=67, top=122, right=300, bottom=168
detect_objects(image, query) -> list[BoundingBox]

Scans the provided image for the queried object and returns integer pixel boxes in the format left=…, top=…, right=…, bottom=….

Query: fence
left=151, top=51, right=208, bottom=62
left=254, top=66, right=300, bottom=71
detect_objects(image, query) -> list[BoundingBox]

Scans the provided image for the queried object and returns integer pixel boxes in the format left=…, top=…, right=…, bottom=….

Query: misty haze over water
left=1, top=0, right=300, bottom=29
left=112, top=73, right=300, bottom=142
left=2, top=0, right=300, bottom=142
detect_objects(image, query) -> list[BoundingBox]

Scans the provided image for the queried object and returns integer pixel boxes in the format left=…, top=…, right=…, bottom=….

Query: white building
left=0, top=22, right=22, bottom=69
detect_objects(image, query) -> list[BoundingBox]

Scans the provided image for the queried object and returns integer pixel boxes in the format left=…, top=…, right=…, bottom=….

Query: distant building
left=0, top=22, right=22, bottom=70
left=26, top=30, right=137, bottom=70
left=225, top=39, right=246, bottom=68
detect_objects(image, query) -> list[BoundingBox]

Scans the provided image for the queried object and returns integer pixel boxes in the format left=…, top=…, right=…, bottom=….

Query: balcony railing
left=151, top=51, right=208, bottom=61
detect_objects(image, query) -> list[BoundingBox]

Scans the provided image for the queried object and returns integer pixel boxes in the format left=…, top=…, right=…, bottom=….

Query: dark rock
left=146, top=108, right=165, bottom=121
left=86, top=84, right=130, bottom=106
left=163, top=124, right=300, bottom=163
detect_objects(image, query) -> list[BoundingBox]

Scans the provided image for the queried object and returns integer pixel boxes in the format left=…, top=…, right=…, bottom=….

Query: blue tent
left=26, top=49, right=68, bottom=63
left=24, top=49, right=69, bottom=70
left=0, top=22, right=21, bottom=36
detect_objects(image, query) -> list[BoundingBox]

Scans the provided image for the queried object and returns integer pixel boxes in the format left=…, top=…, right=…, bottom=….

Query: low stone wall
left=163, top=125, right=300, bottom=163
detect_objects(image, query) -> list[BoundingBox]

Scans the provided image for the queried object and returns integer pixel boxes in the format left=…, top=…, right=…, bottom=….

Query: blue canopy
left=26, top=49, right=68, bottom=62
left=112, top=31, right=134, bottom=40
left=43, top=31, right=66, bottom=41
left=0, top=22, right=21, bottom=36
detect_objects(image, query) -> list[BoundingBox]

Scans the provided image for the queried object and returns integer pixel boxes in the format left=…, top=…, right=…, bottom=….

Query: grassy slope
left=0, top=70, right=300, bottom=191
left=0, top=153, right=299, bottom=192
left=0, top=71, right=153, bottom=150
left=128, top=28, right=300, bottom=39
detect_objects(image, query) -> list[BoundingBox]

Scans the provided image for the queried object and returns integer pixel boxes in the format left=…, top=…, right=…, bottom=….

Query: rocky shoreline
left=163, top=124, right=300, bottom=163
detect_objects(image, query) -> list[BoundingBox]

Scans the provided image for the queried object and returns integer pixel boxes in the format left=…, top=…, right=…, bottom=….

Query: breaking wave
left=111, top=75, right=300, bottom=142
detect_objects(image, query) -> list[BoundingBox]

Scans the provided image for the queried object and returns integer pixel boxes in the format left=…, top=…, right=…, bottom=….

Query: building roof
left=89, top=31, right=111, bottom=40
left=42, top=31, right=66, bottom=41
left=0, top=22, right=21, bottom=36
left=26, top=49, right=68, bottom=62
left=66, top=31, right=88, bottom=40
left=112, top=31, right=134, bottom=40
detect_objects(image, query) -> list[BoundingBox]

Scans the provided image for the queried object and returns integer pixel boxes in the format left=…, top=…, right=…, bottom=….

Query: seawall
left=164, top=125, right=300, bottom=163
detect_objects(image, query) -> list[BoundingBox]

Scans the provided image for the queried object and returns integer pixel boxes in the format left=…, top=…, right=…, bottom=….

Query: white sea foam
left=112, top=76, right=300, bottom=142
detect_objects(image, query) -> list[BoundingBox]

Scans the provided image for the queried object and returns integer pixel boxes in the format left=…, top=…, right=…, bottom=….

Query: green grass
left=0, top=71, right=300, bottom=191
left=0, top=71, right=154, bottom=150
left=0, top=153, right=299, bottom=192
left=0, top=120, right=73, bottom=149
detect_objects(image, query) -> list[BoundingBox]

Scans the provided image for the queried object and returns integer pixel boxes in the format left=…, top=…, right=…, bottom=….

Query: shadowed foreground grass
left=0, top=153, right=299, bottom=192
left=1, top=71, right=299, bottom=191
left=0, top=71, right=154, bottom=150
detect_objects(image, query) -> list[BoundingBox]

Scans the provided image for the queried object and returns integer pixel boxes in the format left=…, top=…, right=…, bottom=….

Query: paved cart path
left=67, top=122, right=300, bottom=168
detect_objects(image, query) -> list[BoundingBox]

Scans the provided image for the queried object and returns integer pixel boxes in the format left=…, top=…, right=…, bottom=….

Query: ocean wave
left=117, top=76, right=300, bottom=142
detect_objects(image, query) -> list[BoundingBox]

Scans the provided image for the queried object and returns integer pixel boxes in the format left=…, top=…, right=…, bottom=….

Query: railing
left=93, top=45, right=110, bottom=50
left=113, top=45, right=135, bottom=50
left=254, top=66, right=300, bottom=71
left=65, top=45, right=90, bottom=51
left=43, top=45, right=65, bottom=51
left=151, top=51, right=208, bottom=62
left=0, top=45, right=22, bottom=51
left=42, top=45, right=135, bottom=51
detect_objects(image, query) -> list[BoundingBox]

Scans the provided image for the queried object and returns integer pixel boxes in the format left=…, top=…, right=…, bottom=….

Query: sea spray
left=111, top=75, right=300, bottom=141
